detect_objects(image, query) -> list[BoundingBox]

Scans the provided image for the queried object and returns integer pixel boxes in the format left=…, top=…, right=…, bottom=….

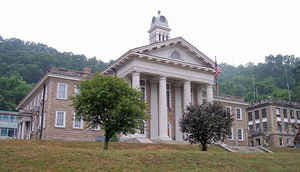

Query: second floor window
left=255, top=110, right=259, bottom=120
left=226, top=107, right=231, bottom=116
left=57, top=83, right=67, bottom=99
left=276, top=108, right=280, bottom=117
left=297, top=111, right=300, bottom=120
left=262, top=109, right=267, bottom=118
left=283, top=109, right=287, bottom=118
left=236, top=108, right=242, bottom=120
left=248, top=112, right=253, bottom=121
left=290, top=110, right=295, bottom=119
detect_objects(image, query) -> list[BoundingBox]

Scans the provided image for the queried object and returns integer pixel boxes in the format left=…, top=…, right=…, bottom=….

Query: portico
left=102, top=11, right=215, bottom=141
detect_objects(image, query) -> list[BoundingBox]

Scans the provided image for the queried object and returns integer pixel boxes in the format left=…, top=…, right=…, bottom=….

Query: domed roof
left=151, top=11, right=169, bottom=28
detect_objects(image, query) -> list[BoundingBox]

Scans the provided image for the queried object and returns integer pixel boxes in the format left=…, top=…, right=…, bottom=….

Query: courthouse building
left=16, top=12, right=249, bottom=145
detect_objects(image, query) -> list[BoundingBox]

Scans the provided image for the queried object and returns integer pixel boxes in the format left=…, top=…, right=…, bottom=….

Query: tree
left=72, top=74, right=146, bottom=150
left=0, top=74, right=33, bottom=110
left=180, top=103, right=233, bottom=151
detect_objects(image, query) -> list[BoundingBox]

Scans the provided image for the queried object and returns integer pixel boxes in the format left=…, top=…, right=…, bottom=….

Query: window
left=73, top=113, right=83, bottom=129
left=7, top=128, right=15, bottom=137
left=297, top=111, right=300, bottom=119
left=226, top=107, right=232, bottom=116
left=140, top=80, right=146, bottom=103
left=228, top=128, right=233, bottom=140
left=262, top=109, right=267, bottom=118
left=277, top=122, right=282, bottom=132
left=74, top=86, right=80, bottom=95
left=166, top=83, right=171, bottom=110
left=276, top=108, right=280, bottom=117
left=237, top=128, right=243, bottom=141
left=10, top=116, right=16, bottom=123
left=284, top=122, right=289, bottom=132
left=236, top=108, right=242, bottom=120
left=55, top=111, right=65, bottom=127
left=1, top=128, right=7, bottom=136
left=248, top=112, right=253, bottom=121
left=263, top=122, right=268, bottom=132
left=283, top=109, right=287, bottom=118
left=279, top=138, right=283, bottom=146
left=57, top=83, right=67, bottom=99
left=255, top=110, right=259, bottom=120
left=249, top=125, right=254, bottom=134
left=290, top=110, right=295, bottom=119
left=256, top=123, right=260, bottom=132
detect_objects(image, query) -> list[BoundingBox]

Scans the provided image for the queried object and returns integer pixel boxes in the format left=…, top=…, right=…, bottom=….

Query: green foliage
left=0, top=74, right=33, bottom=110
left=219, top=54, right=299, bottom=102
left=180, top=103, right=233, bottom=151
left=0, top=35, right=110, bottom=110
left=72, top=74, right=146, bottom=150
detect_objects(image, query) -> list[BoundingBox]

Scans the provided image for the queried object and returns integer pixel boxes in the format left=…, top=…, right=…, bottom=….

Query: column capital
left=132, top=71, right=140, bottom=76
left=159, top=76, right=167, bottom=80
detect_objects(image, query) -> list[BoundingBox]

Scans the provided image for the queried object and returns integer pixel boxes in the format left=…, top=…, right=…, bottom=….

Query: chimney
left=83, top=67, right=91, bottom=74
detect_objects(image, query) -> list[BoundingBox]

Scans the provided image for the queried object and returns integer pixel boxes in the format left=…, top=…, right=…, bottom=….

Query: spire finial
left=158, top=10, right=161, bottom=15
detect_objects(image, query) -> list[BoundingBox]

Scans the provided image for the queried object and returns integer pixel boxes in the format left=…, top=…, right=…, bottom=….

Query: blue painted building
left=0, top=110, right=18, bottom=139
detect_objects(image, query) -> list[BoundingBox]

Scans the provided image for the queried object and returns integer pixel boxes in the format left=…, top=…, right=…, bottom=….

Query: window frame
left=55, top=111, right=66, bottom=128
left=262, top=108, right=267, bottom=118
left=57, top=83, right=68, bottom=99
left=228, top=127, right=234, bottom=140
left=226, top=106, right=232, bottom=116
left=248, top=112, right=253, bottom=121
left=236, top=107, right=242, bottom=120
left=254, top=110, right=259, bottom=120
left=73, top=112, right=83, bottom=129
left=140, top=80, right=146, bottom=103
left=237, top=128, right=244, bottom=141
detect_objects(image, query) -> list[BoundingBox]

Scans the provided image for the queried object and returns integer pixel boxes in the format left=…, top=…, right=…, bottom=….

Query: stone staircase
left=216, top=142, right=272, bottom=153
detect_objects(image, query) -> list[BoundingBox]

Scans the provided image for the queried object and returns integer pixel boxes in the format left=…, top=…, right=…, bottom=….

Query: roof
left=102, top=37, right=215, bottom=75
left=0, top=110, right=19, bottom=115
left=214, top=94, right=249, bottom=106
left=16, top=67, right=92, bottom=110
left=247, top=99, right=300, bottom=111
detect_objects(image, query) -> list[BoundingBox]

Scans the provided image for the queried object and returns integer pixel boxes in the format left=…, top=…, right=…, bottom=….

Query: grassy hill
left=0, top=140, right=300, bottom=172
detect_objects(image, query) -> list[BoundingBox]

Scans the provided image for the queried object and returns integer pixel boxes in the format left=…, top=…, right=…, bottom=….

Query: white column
left=21, top=121, right=25, bottom=139
left=158, top=76, right=169, bottom=140
left=183, top=80, right=191, bottom=110
left=132, top=72, right=140, bottom=89
left=175, top=85, right=183, bottom=141
left=150, top=81, right=159, bottom=139
left=197, top=86, right=203, bottom=105
left=207, top=84, right=213, bottom=103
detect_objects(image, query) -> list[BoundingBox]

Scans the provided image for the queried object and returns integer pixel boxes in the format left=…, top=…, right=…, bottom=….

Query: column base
left=157, top=136, right=171, bottom=141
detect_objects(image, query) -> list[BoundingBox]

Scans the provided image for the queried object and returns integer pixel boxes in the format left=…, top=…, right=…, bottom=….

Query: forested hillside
left=0, top=35, right=300, bottom=110
left=218, top=55, right=300, bottom=103
left=0, top=35, right=110, bottom=110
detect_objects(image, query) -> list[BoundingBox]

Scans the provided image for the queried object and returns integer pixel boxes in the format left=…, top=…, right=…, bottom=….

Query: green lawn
left=0, top=140, right=300, bottom=172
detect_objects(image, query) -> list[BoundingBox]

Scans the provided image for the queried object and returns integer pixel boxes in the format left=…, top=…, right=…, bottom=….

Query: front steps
left=216, top=142, right=272, bottom=153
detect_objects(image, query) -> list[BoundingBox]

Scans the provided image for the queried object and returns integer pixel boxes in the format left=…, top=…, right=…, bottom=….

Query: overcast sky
left=1, top=0, right=300, bottom=66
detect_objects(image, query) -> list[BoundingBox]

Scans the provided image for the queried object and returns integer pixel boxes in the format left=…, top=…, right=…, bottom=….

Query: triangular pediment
left=130, top=37, right=214, bottom=68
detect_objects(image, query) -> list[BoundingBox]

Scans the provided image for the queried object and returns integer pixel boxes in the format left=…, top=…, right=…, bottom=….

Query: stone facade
left=247, top=99, right=300, bottom=147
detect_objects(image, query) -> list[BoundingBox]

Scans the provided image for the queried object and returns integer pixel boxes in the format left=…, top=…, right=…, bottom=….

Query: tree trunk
left=104, top=134, right=109, bottom=150
left=201, top=143, right=207, bottom=151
